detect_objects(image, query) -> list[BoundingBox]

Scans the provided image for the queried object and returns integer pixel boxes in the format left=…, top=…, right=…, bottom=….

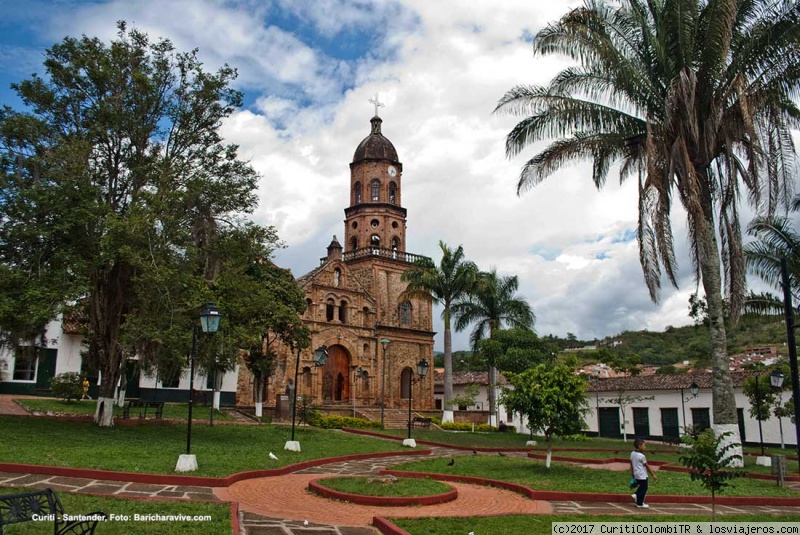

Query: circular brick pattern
left=228, top=473, right=550, bottom=527
left=308, top=477, right=458, bottom=506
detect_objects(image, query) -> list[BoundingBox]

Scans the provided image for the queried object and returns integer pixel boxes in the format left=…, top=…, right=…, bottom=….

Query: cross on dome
left=368, top=93, right=384, bottom=117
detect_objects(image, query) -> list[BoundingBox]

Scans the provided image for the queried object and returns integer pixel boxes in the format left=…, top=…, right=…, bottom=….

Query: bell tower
left=344, top=100, right=407, bottom=255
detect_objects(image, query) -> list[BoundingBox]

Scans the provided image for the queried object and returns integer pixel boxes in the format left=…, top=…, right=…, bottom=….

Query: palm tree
left=744, top=196, right=800, bottom=314
left=496, top=0, right=800, bottom=450
left=452, top=269, right=535, bottom=426
left=401, top=241, right=479, bottom=423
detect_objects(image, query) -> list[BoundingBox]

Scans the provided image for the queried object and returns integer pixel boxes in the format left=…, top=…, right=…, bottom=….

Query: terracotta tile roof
left=586, top=371, right=755, bottom=392
left=434, top=370, right=509, bottom=386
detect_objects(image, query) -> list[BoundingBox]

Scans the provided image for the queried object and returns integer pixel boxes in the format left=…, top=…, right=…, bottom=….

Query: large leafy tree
left=496, top=0, right=800, bottom=449
left=502, top=364, right=589, bottom=467
left=221, top=248, right=310, bottom=418
left=401, top=241, right=478, bottom=423
left=478, top=327, right=556, bottom=375
left=0, top=23, right=260, bottom=426
left=452, top=269, right=535, bottom=426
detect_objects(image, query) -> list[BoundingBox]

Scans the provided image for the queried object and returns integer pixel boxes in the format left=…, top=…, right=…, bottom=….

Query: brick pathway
left=0, top=395, right=35, bottom=415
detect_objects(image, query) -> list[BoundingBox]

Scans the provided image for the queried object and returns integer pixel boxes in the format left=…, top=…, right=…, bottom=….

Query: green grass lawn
left=393, top=514, right=800, bottom=535
left=390, top=455, right=800, bottom=497
left=0, top=416, right=405, bottom=477
left=315, top=476, right=451, bottom=497
left=0, top=488, right=230, bottom=534
left=16, top=398, right=234, bottom=421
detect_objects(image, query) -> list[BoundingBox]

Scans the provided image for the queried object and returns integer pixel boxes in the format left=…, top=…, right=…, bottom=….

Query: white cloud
left=5, top=0, right=796, bottom=351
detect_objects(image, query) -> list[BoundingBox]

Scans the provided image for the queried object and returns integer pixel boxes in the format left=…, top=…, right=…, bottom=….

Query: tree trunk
left=694, top=196, right=742, bottom=465
left=89, top=261, right=132, bottom=427
left=487, top=322, right=498, bottom=428
left=545, top=435, right=552, bottom=469
left=254, top=375, right=263, bottom=417
left=487, top=365, right=498, bottom=427
left=442, top=307, right=454, bottom=424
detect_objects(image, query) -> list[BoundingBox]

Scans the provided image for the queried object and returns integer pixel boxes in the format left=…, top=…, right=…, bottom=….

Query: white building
left=0, top=316, right=239, bottom=405
left=585, top=372, right=796, bottom=447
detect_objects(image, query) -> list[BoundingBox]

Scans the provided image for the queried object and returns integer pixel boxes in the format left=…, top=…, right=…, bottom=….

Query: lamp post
left=311, top=347, right=326, bottom=402
left=680, top=379, right=699, bottom=436
left=754, top=369, right=766, bottom=457
left=380, top=338, right=390, bottom=428
left=403, top=358, right=429, bottom=447
left=779, top=257, right=800, bottom=473
left=772, top=369, right=786, bottom=449
left=176, top=302, right=221, bottom=473
left=286, top=346, right=328, bottom=452
left=352, top=366, right=364, bottom=417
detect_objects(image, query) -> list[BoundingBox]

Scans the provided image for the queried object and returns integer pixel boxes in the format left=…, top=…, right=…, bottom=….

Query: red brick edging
left=373, top=515, right=412, bottom=535
left=382, top=469, right=800, bottom=507
left=0, top=448, right=432, bottom=488
left=307, top=477, right=458, bottom=506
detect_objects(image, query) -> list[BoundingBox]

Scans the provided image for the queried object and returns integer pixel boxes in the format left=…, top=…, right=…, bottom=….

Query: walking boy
left=630, top=438, right=657, bottom=508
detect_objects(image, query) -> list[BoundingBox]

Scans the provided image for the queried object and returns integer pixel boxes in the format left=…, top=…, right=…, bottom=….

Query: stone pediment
left=298, top=258, right=376, bottom=307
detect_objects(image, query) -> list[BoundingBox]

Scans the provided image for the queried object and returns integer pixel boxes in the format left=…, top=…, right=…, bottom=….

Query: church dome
left=352, top=116, right=398, bottom=163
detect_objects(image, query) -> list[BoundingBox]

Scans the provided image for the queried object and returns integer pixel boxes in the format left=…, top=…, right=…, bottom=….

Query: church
left=237, top=107, right=436, bottom=417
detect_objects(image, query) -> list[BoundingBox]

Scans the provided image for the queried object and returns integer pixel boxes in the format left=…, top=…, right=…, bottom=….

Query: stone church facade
left=237, top=113, right=436, bottom=413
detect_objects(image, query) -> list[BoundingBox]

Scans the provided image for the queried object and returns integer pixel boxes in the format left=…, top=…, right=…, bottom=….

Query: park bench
left=0, top=488, right=105, bottom=534
left=412, top=416, right=432, bottom=429
left=122, top=399, right=164, bottom=420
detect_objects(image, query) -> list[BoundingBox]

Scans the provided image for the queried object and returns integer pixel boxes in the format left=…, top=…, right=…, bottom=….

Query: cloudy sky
left=0, top=0, right=794, bottom=351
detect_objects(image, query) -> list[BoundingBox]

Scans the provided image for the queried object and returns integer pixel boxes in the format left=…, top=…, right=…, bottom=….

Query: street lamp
left=754, top=369, right=767, bottom=457
left=311, top=345, right=327, bottom=401
left=380, top=338, right=390, bottom=428
left=286, top=345, right=328, bottom=452
left=772, top=369, right=786, bottom=449
left=680, top=378, right=699, bottom=436
left=404, top=358, right=430, bottom=447
left=780, top=256, right=800, bottom=474
left=352, top=366, right=364, bottom=417
left=176, top=302, right=221, bottom=472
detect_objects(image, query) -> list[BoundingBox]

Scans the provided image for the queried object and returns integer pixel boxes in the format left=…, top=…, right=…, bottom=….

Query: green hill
left=564, top=314, right=788, bottom=369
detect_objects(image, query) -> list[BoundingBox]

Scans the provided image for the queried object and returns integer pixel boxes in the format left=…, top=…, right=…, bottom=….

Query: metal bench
left=122, top=400, right=164, bottom=419
left=0, top=488, right=105, bottom=534
left=412, top=416, right=432, bottom=429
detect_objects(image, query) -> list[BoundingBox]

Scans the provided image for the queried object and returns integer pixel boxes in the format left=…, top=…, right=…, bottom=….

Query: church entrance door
left=321, top=345, right=351, bottom=402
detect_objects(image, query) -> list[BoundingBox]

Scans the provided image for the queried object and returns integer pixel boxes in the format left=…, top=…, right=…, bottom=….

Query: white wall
left=585, top=386, right=797, bottom=447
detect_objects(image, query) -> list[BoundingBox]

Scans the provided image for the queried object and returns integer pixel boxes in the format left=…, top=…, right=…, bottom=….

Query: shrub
left=307, top=413, right=381, bottom=430
left=440, top=422, right=495, bottom=432
left=50, top=372, right=83, bottom=401
left=559, top=433, right=590, bottom=441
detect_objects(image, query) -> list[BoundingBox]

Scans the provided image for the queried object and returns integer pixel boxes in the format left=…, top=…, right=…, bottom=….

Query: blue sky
left=0, top=0, right=791, bottom=350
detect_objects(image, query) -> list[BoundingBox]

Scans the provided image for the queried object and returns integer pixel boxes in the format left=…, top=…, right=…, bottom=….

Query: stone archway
left=321, top=344, right=351, bottom=402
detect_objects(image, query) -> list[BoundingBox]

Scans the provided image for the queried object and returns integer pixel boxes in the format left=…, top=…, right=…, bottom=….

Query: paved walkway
left=4, top=396, right=800, bottom=534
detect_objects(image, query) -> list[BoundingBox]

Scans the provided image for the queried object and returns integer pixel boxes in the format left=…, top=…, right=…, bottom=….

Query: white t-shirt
left=631, top=450, right=648, bottom=480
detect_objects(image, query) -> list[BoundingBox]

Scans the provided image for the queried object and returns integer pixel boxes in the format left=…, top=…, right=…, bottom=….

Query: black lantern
left=406, top=357, right=429, bottom=440
left=772, top=369, right=785, bottom=389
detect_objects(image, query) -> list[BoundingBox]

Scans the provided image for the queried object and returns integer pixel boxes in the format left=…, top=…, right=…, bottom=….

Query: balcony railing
left=320, top=247, right=429, bottom=266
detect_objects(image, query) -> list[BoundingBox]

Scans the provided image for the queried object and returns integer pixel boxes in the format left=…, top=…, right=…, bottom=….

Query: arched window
left=326, top=299, right=335, bottom=322
left=371, top=234, right=380, bottom=251
left=333, top=268, right=341, bottom=287
left=370, top=179, right=380, bottom=201
left=399, top=301, right=412, bottom=326
left=350, top=236, right=358, bottom=251
left=389, top=182, right=397, bottom=204
left=305, top=298, right=313, bottom=316
left=391, top=237, right=400, bottom=251
left=339, top=300, right=348, bottom=323
left=354, top=182, right=362, bottom=203
left=362, top=307, right=370, bottom=327
left=303, top=366, right=312, bottom=388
